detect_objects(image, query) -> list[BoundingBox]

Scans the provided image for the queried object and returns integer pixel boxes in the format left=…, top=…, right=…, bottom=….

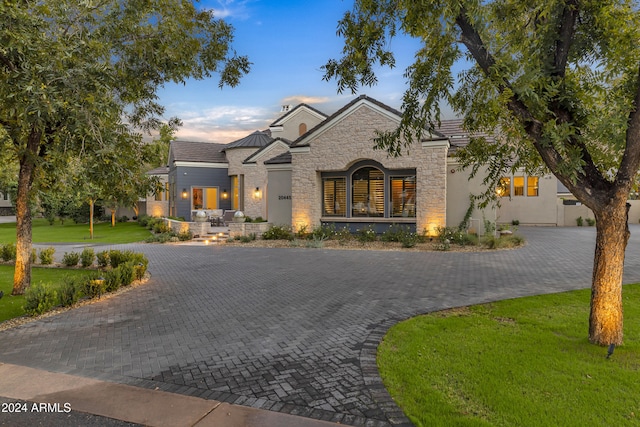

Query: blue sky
left=157, top=0, right=431, bottom=143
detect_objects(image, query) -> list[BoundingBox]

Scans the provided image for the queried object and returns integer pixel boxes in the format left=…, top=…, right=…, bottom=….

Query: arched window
left=299, top=123, right=307, bottom=135
left=352, top=167, right=384, bottom=217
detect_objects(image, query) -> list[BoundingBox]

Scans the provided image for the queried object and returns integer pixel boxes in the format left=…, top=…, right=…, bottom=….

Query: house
left=0, top=191, right=12, bottom=216
left=150, top=95, right=563, bottom=231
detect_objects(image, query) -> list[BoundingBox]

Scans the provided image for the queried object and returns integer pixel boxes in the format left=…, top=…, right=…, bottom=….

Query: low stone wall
left=163, top=218, right=209, bottom=238
left=228, top=222, right=271, bottom=238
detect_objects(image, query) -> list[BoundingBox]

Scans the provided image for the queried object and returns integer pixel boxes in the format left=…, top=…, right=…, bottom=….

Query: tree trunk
left=111, top=208, right=116, bottom=227
left=589, top=199, right=630, bottom=345
left=12, top=131, right=41, bottom=295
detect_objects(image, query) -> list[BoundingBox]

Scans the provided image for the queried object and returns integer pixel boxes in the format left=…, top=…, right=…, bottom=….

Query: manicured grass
left=0, top=265, right=95, bottom=323
left=0, top=219, right=151, bottom=244
left=378, top=285, right=640, bottom=426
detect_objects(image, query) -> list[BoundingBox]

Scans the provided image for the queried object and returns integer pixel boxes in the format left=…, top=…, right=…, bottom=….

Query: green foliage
left=80, top=248, right=95, bottom=268
left=238, top=233, right=256, bottom=243
left=380, top=224, right=411, bottom=242
left=311, top=223, right=336, bottom=241
left=62, top=252, right=80, bottom=267
left=511, top=219, right=520, bottom=226
left=24, top=282, right=58, bottom=316
left=378, top=285, right=640, bottom=426
left=137, top=215, right=152, bottom=227
left=1, top=243, right=16, bottom=262
left=96, top=251, right=110, bottom=268
left=177, top=231, right=193, bottom=241
left=81, top=275, right=106, bottom=299
left=153, top=222, right=171, bottom=234
left=38, top=247, right=56, bottom=265
left=103, top=269, right=122, bottom=292
left=262, top=225, right=294, bottom=240
left=355, top=225, right=377, bottom=243
left=576, top=216, right=584, bottom=226
left=335, top=227, right=353, bottom=245
left=58, top=277, right=81, bottom=307
left=586, top=218, right=596, bottom=226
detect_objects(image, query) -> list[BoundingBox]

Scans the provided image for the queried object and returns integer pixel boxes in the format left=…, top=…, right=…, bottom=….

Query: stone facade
left=291, top=101, right=448, bottom=233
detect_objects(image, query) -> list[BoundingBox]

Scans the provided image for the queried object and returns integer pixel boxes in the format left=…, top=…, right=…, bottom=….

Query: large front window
left=352, top=167, right=384, bottom=217
left=192, top=187, right=218, bottom=210
left=323, top=178, right=346, bottom=216
left=390, top=176, right=416, bottom=217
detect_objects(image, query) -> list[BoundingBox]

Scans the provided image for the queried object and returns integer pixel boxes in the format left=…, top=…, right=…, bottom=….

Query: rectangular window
left=323, top=178, right=346, bottom=216
left=513, top=176, right=525, bottom=196
left=192, top=187, right=218, bottom=210
left=390, top=176, right=416, bottom=217
left=527, top=176, right=539, bottom=197
left=352, top=168, right=384, bottom=217
left=497, top=177, right=511, bottom=197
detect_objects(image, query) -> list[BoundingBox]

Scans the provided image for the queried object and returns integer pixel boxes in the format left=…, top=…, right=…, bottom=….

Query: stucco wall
left=266, top=168, right=292, bottom=226
left=446, top=162, right=496, bottom=234
left=271, top=109, right=325, bottom=141
left=291, top=103, right=448, bottom=233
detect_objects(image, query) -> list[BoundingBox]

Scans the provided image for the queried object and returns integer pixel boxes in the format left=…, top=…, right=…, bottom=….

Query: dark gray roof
left=270, top=104, right=327, bottom=127
left=264, top=152, right=292, bottom=165
left=243, top=137, right=292, bottom=164
left=146, top=166, right=169, bottom=175
left=224, top=130, right=273, bottom=150
left=170, top=141, right=227, bottom=163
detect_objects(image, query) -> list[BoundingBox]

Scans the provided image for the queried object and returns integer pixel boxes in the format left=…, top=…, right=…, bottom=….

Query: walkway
left=1, top=226, right=640, bottom=426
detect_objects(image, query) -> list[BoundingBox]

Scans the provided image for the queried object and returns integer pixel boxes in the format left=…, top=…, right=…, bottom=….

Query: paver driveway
left=2, top=226, right=640, bottom=426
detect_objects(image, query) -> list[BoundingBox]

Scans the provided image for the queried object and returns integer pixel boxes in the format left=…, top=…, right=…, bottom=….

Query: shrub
left=39, top=247, right=56, bottom=265
left=253, top=216, right=265, bottom=222
left=311, top=224, right=336, bottom=241
left=239, top=233, right=256, bottom=243
left=58, top=277, right=81, bottom=307
left=177, top=231, right=193, bottom=241
left=24, top=282, right=58, bottom=316
left=137, top=214, right=151, bottom=227
left=400, top=232, right=420, bottom=248
left=96, top=250, right=110, bottom=268
left=31, top=248, right=37, bottom=263
left=153, top=222, right=171, bottom=234
left=306, top=235, right=327, bottom=248
left=80, top=248, right=95, bottom=268
left=62, top=251, right=80, bottom=267
left=108, top=250, right=130, bottom=268
left=576, top=216, right=584, bottom=226
left=81, top=274, right=106, bottom=298
left=586, top=218, right=596, bottom=226
left=262, top=225, right=294, bottom=240
left=118, top=262, right=136, bottom=286
left=117, top=216, right=129, bottom=223
left=356, top=225, right=377, bottom=243
left=335, top=227, right=352, bottom=245
left=1, top=242, right=16, bottom=262
left=512, top=219, right=520, bottom=226
left=295, top=224, right=308, bottom=239
left=381, top=224, right=410, bottom=242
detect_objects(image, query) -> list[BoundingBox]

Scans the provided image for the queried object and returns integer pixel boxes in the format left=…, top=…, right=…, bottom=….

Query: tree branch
left=552, top=0, right=579, bottom=78
left=617, top=63, right=640, bottom=191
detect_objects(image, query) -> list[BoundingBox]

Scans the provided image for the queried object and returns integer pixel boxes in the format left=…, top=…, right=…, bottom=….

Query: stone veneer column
left=417, top=140, right=449, bottom=235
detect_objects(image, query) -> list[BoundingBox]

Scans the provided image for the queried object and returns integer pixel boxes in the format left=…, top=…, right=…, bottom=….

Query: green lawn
left=378, top=285, right=640, bottom=426
left=0, top=219, right=152, bottom=244
left=0, top=265, right=95, bottom=323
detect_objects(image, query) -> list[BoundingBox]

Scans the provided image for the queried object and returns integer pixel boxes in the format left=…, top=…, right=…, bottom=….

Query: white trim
left=271, top=106, right=327, bottom=127
left=289, top=146, right=311, bottom=153
left=174, top=161, right=228, bottom=168
left=421, top=139, right=450, bottom=149
left=244, top=140, right=291, bottom=163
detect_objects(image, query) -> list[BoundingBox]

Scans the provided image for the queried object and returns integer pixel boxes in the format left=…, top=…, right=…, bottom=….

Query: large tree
left=1, top=0, right=249, bottom=295
left=324, top=0, right=640, bottom=345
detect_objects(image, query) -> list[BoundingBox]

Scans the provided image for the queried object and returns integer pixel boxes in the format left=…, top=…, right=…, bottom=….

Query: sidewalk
left=0, top=363, right=338, bottom=427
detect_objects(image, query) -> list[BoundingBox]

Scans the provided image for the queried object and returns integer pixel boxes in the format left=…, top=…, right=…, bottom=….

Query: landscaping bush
left=177, top=230, right=193, bottom=241
left=1, top=242, right=16, bottom=262
left=239, top=233, right=256, bottom=243
left=137, top=214, right=151, bottom=227
left=24, top=282, right=58, bottom=316
left=103, top=268, right=122, bottom=292
left=152, top=222, right=171, bottom=234
left=586, top=218, right=596, bottom=226
left=381, top=224, right=411, bottom=242
left=118, top=262, right=136, bottom=287
left=108, top=250, right=130, bottom=268
left=80, top=248, right=95, bottom=268
left=80, top=274, right=106, bottom=298
left=262, top=225, right=294, bottom=240
left=335, top=227, right=353, bottom=245
left=38, top=247, right=56, bottom=265
left=400, top=232, right=421, bottom=248
left=311, top=224, right=336, bottom=241
left=62, top=251, right=80, bottom=267
left=96, top=250, right=110, bottom=268
left=356, top=225, right=377, bottom=243
left=576, top=216, right=584, bottom=226
left=58, top=277, right=82, bottom=307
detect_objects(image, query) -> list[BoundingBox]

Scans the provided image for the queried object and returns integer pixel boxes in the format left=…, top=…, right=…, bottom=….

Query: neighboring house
left=150, top=95, right=568, bottom=231
left=0, top=191, right=12, bottom=216
left=144, top=166, right=170, bottom=218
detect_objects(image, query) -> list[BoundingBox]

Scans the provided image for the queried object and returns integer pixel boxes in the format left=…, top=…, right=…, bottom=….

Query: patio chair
left=209, top=209, right=223, bottom=226
left=222, top=210, right=236, bottom=226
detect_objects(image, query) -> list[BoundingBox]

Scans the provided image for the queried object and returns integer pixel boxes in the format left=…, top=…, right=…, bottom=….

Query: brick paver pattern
left=2, top=226, right=640, bottom=426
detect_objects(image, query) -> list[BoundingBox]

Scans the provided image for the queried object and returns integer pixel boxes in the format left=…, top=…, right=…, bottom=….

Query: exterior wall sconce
left=222, top=189, right=228, bottom=199
left=181, top=188, right=188, bottom=199
left=254, top=187, right=261, bottom=198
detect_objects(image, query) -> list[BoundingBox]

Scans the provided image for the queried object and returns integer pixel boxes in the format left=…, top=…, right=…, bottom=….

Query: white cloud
left=207, top=0, right=253, bottom=21
left=281, top=95, right=331, bottom=105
